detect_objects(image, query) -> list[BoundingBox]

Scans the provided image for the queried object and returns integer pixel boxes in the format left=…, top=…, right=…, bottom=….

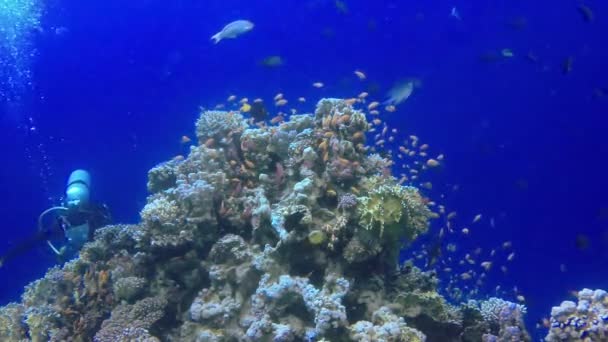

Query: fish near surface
left=211, top=20, right=254, bottom=44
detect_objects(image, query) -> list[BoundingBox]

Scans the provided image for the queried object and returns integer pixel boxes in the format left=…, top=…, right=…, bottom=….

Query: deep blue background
left=1, top=0, right=607, bottom=335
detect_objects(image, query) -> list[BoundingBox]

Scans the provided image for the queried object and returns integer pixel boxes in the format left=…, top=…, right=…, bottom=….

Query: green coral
left=0, top=303, right=26, bottom=341
left=396, top=291, right=451, bottom=320
left=356, top=176, right=431, bottom=242
left=24, top=305, right=61, bottom=342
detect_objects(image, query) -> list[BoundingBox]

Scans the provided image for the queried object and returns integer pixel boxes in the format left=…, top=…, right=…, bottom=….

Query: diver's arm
left=0, top=227, right=63, bottom=268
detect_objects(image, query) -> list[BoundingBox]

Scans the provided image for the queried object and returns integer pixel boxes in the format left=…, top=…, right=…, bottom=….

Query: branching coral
left=466, top=297, right=529, bottom=342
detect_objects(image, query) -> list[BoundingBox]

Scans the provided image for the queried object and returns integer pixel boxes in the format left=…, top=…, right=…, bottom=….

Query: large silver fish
left=211, top=20, right=254, bottom=44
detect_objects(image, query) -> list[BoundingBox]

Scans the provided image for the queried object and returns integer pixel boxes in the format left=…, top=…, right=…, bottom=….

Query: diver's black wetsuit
left=64, top=203, right=112, bottom=241
left=0, top=203, right=111, bottom=268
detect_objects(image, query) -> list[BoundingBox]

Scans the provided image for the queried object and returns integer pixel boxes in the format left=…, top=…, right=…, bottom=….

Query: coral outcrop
left=545, top=288, right=608, bottom=341
left=0, top=98, right=524, bottom=341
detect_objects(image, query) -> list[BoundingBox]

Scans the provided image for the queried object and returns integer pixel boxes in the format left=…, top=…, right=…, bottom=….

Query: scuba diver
left=0, top=169, right=111, bottom=268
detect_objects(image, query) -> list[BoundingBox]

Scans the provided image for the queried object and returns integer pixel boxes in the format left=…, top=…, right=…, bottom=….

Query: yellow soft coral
left=357, top=177, right=431, bottom=242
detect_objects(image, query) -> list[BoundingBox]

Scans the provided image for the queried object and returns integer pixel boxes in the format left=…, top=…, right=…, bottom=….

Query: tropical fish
left=211, top=20, right=254, bottom=44
left=481, top=261, right=492, bottom=271
left=575, top=234, right=590, bottom=250
left=249, top=101, right=267, bottom=122
left=501, top=48, right=514, bottom=58
left=425, top=236, right=443, bottom=268
left=384, top=80, right=414, bottom=105
left=335, top=0, right=349, bottom=14
left=426, top=159, right=440, bottom=167
left=525, top=51, right=539, bottom=63
left=577, top=4, right=594, bottom=23
left=240, top=103, right=251, bottom=113
left=260, top=55, right=284, bottom=68
left=562, top=56, right=574, bottom=74
left=450, top=7, right=461, bottom=20
left=354, top=70, right=366, bottom=80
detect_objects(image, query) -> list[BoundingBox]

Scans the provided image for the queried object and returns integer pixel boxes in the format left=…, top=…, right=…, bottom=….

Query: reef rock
left=546, top=288, right=608, bottom=341
left=0, top=99, right=518, bottom=341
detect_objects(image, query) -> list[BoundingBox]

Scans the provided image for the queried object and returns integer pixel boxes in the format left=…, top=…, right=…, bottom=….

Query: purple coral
left=338, top=193, right=357, bottom=210
left=327, top=158, right=355, bottom=181
left=94, top=297, right=167, bottom=342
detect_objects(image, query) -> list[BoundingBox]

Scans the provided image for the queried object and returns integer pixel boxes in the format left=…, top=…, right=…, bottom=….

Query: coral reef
left=473, top=297, right=529, bottom=342
left=545, top=288, right=608, bottom=341
left=0, top=98, right=525, bottom=341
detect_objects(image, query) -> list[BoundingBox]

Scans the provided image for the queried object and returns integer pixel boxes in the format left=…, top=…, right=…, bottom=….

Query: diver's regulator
left=40, top=169, right=92, bottom=256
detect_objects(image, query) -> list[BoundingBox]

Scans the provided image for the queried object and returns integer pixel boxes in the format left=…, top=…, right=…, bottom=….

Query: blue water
left=1, top=0, right=607, bottom=337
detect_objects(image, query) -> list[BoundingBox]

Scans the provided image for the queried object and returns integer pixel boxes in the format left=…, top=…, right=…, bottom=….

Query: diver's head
left=65, top=169, right=91, bottom=208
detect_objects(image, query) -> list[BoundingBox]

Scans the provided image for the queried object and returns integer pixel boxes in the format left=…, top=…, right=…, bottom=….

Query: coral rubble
left=0, top=99, right=527, bottom=341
